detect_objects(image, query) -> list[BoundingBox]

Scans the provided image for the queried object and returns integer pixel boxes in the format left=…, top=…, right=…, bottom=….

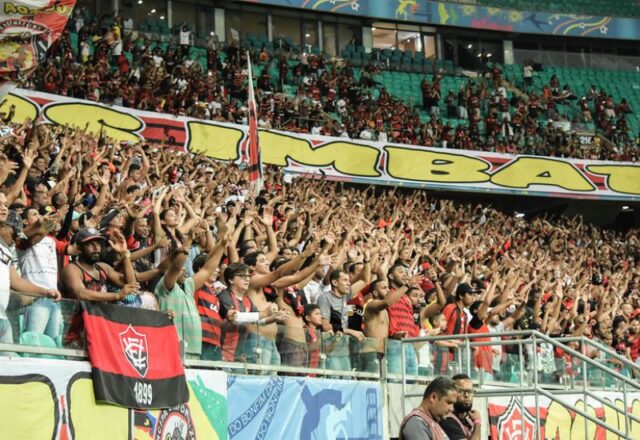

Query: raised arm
left=192, top=229, right=230, bottom=291
left=5, top=146, right=36, bottom=205
left=260, top=206, right=279, bottom=262
left=420, top=269, right=448, bottom=319
left=162, top=235, right=193, bottom=291
left=271, top=253, right=331, bottom=289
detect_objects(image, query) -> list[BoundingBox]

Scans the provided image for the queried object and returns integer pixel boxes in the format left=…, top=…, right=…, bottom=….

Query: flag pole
left=246, top=51, right=264, bottom=198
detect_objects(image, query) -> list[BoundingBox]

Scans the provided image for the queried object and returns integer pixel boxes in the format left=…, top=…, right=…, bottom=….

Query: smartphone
left=151, top=186, right=165, bottom=198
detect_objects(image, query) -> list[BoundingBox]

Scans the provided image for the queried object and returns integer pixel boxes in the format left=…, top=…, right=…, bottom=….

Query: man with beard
left=387, top=264, right=447, bottom=375
left=439, top=374, right=481, bottom=439
left=399, top=376, right=458, bottom=440
left=60, top=227, right=143, bottom=348
left=61, top=228, right=140, bottom=302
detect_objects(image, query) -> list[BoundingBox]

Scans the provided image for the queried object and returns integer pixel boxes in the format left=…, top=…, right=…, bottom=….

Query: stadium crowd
left=0, top=113, right=639, bottom=383
left=18, top=9, right=640, bottom=162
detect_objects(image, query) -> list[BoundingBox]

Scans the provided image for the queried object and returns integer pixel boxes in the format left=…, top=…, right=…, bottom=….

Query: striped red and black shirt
left=195, top=284, right=222, bottom=347
left=387, top=292, right=419, bottom=338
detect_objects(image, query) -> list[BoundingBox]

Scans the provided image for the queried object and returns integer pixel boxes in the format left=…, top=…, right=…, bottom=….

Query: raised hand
left=99, top=169, right=111, bottom=187
left=408, top=273, right=425, bottom=287
left=242, top=211, right=256, bottom=226
left=152, top=187, right=169, bottom=214
left=22, top=147, right=36, bottom=168
left=261, top=206, right=274, bottom=227
left=318, top=253, right=332, bottom=266
left=0, top=157, right=18, bottom=183
left=108, top=229, right=129, bottom=254
left=302, top=240, right=320, bottom=258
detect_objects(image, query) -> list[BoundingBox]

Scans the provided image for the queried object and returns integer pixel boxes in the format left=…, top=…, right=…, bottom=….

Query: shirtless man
left=243, top=214, right=331, bottom=366
left=274, top=249, right=332, bottom=367
left=362, top=274, right=423, bottom=373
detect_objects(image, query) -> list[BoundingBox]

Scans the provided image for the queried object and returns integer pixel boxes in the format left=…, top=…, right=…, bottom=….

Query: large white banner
left=2, top=88, right=639, bottom=200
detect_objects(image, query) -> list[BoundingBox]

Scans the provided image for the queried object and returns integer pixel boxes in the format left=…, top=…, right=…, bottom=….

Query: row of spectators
left=1, top=118, right=639, bottom=382
left=18, top=11, right=639, bottom=162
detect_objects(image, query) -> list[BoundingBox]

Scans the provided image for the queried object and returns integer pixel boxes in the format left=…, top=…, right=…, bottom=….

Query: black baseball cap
left=73, top=228, right=106, bottom=245
left=456, top=283, right=478, bottom=297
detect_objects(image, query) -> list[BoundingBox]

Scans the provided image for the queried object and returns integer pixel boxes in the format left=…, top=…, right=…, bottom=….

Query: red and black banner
left=0, top=1, right=77, bottom=88
left=82, top=302, right=189, bottom=409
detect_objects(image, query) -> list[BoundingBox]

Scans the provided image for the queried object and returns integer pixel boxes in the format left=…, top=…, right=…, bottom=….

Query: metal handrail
left=535, top=386, right=628, bottom=439
left=401, top=330, right=638, bottom=438
left=584, top=388, right=640, bottom=425
left=0, top=342, right=382, bottom=380
left=401, top=330, right=640, bottom=391
left=556, top=335, right=640, bottom=374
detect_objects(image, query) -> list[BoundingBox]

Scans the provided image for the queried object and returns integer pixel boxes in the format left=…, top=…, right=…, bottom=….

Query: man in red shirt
left=386, top=264, right=446, bottom=376
left=386, top=264, right=419, bottom=376
left=435, top=283, right=477, bottom=375
left=627, top=318, right=640, bottom=370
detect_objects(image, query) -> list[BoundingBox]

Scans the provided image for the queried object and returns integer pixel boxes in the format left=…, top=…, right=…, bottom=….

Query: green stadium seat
left=19, top=332, right=64, bottom=360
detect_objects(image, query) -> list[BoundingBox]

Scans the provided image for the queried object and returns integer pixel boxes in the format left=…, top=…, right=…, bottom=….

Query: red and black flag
left=0, top=1, right=77, bottom=98
left=246, top=51, right=264, bottom=197
left=82, top=302, right=189, bottom=409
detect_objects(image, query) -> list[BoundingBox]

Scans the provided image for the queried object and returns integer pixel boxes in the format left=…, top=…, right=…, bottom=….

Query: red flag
left=0, top=1, right=77, bottom=96
left=82, top=302, right=189, bottom=409
left=246, top=52, right=263, bottom=196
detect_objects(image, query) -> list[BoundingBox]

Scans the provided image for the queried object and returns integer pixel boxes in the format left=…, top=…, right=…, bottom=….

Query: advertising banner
left=226, top=375, right=383, bottom=440
left=2, top=88, right=639, bottom=201
left=238, top=0, right=640, bottom=41
left=488, top=394, right=640, bottom=439
left=0, top=357, right=227, bottom=440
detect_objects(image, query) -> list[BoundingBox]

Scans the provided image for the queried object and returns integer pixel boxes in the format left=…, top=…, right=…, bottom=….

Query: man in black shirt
left=439, top=374, right=481, bottom=440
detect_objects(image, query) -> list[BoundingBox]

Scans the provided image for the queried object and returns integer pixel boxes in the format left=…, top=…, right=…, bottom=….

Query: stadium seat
left=19, top=332, right=64, bottom=360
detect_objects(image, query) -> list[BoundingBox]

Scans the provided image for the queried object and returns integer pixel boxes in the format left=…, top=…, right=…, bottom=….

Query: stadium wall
left=4, top=357, right=640, bottom=439
left=0, top=357, right=384, bottom=440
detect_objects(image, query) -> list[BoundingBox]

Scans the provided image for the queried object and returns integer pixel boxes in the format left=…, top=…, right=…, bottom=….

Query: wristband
left=121, top=250, right=131, bottom=259
left=473, top=420, right=481, bottom=426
